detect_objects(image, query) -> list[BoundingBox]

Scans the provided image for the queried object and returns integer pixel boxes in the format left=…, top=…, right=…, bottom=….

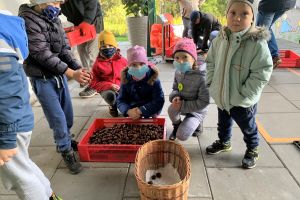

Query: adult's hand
left=0, top=148, right=17, bottom=166
left=78, top=21, right=91, bottom=36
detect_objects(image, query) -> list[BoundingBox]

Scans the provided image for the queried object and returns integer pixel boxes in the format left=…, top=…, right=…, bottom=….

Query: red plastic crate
left=278, top=50, right=300, bottom=68
left=78, top=117, right=166, bottom=162
left=64, top=25, right=96, bottom=47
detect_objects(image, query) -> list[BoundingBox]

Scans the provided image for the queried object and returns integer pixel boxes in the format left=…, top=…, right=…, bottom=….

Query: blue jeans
left=256, top=10, right=286, bottom=57
left=217, top=104, right=258, bottom=149
left=30, top=76, right=73, bottom=151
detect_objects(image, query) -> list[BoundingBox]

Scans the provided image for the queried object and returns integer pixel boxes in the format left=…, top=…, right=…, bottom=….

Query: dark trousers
left=217, top=104, right=259, bottom=149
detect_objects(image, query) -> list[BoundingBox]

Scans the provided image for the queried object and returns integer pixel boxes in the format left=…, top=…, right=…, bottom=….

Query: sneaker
left=192, top=122, right=203, bottom=137
left=108, top=104, right=118, bottom=117
left=272, top=56, right=282, bottom=69
left=79, top=87, right=97, bottom=98
left=49, top=193, right=63, bottom=200
left=169, top=123, right=180, bottom=140
left=61, top=149, right=82, bottom=174
left=206, top=140, right=232, bottom=155
left=242, top=148, right=259, bottom=169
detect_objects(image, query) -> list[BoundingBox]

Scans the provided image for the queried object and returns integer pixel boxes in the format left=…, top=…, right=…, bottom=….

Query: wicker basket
left=135, top=140, right=191, bottom=200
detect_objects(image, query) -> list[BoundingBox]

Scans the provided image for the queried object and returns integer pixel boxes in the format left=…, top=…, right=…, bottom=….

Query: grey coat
left=169, top=64, right=210, bottom=114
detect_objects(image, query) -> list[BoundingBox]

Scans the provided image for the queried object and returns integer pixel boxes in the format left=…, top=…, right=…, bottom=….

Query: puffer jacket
left=90, top=50, right=127, bottom=92
left=18, top=4, right=80, bottom=77
left=258, top=0, right=296, bottom=12
left=117, top=65, right=165, bottom=118
left=169, top=63, right=209, bottom=114
left=206, top=26, right=273, bottom=112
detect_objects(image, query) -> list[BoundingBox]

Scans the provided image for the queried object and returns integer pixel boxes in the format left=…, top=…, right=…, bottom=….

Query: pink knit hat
left=127, top=45, right=148, bottom=66
left=173, top=38, right=197, bottom=61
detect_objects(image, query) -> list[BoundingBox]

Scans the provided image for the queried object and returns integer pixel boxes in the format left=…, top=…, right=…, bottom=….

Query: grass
left=116, top=36, right=128, bottom=42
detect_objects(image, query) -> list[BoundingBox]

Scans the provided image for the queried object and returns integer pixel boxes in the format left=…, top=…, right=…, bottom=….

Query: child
left=79, top=30, right=127, bottom=117
left=168, top=38, right=210, bottom=141
left=19, top=0, right=92, bottom=174
left=0, top=10, right=62, bottom=200
left=205, top=0, right=273, bottom=169
left=117, top=45, right=165, bottom=120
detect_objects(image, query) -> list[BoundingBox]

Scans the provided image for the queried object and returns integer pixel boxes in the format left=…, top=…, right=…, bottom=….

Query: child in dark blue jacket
left=117, top=46, right=165, bottom=120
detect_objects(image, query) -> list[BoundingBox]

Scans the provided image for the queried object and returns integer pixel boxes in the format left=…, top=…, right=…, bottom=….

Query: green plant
left=121, top=0, right=148, bottom=17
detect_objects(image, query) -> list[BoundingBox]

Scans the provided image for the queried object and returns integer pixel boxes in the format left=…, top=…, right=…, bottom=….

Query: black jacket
left=258, top=0, right=296, bottom=12
left=18, top=4, right=80, bottom=77
left=191, top=11, right=221, bottom=50
left=61, top=0, right=103, bottom=33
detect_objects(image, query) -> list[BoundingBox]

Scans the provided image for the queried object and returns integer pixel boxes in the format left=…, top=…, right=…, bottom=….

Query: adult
left=61, top=0, right=104, bottom=95
left=190, top=10, right=221, bottom=52
left=177, top=0, right=206, bottom=37
left=256, top=0, right=296, bottom=68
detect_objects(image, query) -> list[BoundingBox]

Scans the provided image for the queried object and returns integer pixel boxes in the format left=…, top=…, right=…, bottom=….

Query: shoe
left=71, top=139, right=78, bottom=151
left=79, top=87, right=97, bottom=98
left=61, top=149, right=82, bottom=174
left=49, top=193, right=63, bottom=200
left=192, top=122, right=203, bottom=137
left=108, top=104, right=118, bottom=117
left=272, top=56, right=282, bottom=69
left=169, top=123, right=180, bottom=140
left=206, top=140, right=232, bottom=155
left=242, top=148, right=259, bottom=169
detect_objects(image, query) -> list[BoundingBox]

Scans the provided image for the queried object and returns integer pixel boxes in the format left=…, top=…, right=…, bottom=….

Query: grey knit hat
left=29, top=0, right=64, bottom=6
left=226, top=0, right=255, bottom=21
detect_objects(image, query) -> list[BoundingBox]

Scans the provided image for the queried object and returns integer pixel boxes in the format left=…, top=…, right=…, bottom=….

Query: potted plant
left=122, top=0, right=149, bottom=49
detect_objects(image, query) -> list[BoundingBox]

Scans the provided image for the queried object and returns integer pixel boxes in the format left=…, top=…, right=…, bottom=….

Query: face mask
left=42, top=5, right=61, bottom=21
left=174, top=61, right=191, bottom=73
left=101, top=47, right=116, bottom=58
left=128, top=64, right=149, bottom=80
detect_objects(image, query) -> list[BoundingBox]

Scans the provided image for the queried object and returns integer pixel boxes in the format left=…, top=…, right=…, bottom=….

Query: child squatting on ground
left=0, top=10, right=62, bottom=200
left=117, top=45, right=165, bottom=120
left=205, top=0, right=273, bottom=169
left=79, top=30, right=128, bottom=117
left=19, top=0, right=92, bottom=174
left=168, top=38, right=210, bottom=141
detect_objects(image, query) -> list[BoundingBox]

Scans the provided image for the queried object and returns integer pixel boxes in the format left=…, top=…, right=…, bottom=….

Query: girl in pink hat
left=116, top=45, right=165, bottom=120
left=168, top=38, right=210, bottom=141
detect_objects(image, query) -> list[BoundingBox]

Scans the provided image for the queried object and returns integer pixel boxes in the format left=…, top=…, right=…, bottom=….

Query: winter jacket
left=90, top=51, right=127, bottom=92
left=258, top=0, right=296, bottom=12
left=117, top=66, right=165, bottom=118
left=61, top=0, right=103, bottom=33
left=0, top=13, right=34, bottom=149
left=18, top=4, right=80, bottom=78
left=206, top=26, right=273, bottom=112
left=191, top=11, right=221, bottom=50
left=169, top=63, right=209, bottom=114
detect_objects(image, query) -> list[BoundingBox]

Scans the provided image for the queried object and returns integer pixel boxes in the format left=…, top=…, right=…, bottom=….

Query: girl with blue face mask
left=116, top=45, right=165, bottom=120
left=168, top=38, right=210, bottom=141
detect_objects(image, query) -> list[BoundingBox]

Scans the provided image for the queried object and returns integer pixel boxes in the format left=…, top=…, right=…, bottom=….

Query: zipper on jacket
left=220, top=39, right=230, bottom=110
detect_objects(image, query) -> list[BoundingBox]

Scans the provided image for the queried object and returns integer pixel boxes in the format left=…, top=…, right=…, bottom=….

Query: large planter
left=127, top=16, right=148, bottom=49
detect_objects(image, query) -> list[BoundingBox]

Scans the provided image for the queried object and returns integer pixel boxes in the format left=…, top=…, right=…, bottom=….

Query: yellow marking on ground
left=256, top=120, right=300, bottom=143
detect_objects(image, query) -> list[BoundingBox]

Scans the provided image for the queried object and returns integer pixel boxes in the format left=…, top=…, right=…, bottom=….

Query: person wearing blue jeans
left=19, top=0, right=92, bottom=174
left=256, top=0, right=296, bottom=68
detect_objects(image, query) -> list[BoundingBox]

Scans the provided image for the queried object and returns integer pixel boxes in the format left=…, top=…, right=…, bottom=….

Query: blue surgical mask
left=101, top=47, right=116, bottom=58
left=173, top=61, right=191, bottom=73
left=128, top=65, right=149, bottom=80
left=42, top=5, right=61, bottom=21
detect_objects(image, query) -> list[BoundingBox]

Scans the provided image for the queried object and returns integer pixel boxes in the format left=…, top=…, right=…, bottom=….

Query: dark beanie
left=190, top=11, right=200, bottom=23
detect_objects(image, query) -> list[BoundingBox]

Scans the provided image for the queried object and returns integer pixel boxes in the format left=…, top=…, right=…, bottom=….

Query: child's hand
left=111, top=84, right=120, bottom=92
left=171, top=97, right=182, bottom=111
left=0, top=148, right=17, bottom=166
left=70, top=69, right=91, bottom=85
left=127, top=108, right=141, bottom=120
left=132, top=108, right=142, bottom=120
